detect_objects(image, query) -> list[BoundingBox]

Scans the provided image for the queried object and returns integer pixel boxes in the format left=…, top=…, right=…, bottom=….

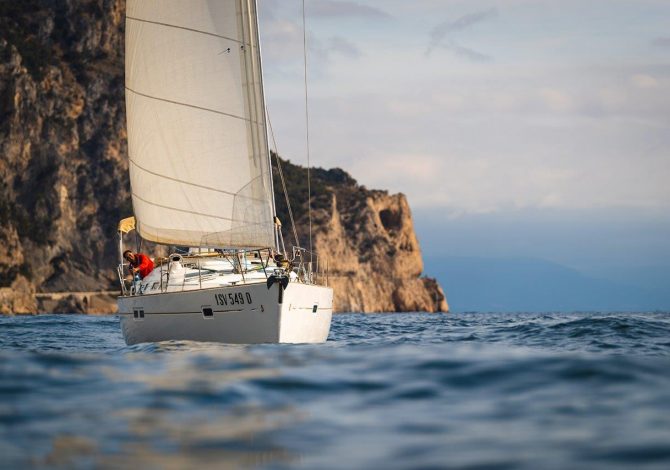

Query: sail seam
left=129, top=158, right=267, bottom=203
left=126, top=86, right=265, bottom=126
left=132, top=192, right=238, bottom=222
left=132, top=192, right=273, bottom=226
left=126, top=15, right=248, bottom=46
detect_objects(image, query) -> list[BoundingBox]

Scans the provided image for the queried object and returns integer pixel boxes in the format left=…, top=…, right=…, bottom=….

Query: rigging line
left=302, top=0, right=313, bottom=262
left=266, top=110, right=300, bottom=249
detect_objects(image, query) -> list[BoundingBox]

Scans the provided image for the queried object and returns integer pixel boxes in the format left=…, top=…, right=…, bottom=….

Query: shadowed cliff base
left=0, top=0, right=446, bottom=314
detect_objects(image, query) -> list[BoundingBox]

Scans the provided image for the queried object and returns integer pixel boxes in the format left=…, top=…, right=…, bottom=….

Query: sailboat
left=116, top=0, right=333, bottom=345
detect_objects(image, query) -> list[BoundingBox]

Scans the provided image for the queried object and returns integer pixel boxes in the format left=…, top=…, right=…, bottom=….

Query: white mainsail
left=125, top=0, right=274, bottom=248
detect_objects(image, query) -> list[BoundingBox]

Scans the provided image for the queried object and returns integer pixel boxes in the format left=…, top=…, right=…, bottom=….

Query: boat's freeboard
left=119, top=282, right=333, bottom=345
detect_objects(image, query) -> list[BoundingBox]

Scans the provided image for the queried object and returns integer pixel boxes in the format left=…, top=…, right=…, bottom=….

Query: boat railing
left=288, top=247, right=329, bottom=287
left=117, top=264, right=128, bottom=296
left=118, top=246, right=329, bottom=297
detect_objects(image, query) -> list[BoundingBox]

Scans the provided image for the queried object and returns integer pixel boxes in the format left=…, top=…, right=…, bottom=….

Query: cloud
left=436, top=8, right=499, bottom=35
left=652, top=37, right=670, bottom=47
left=437, top=39, right=493, bottom=62
left=259, top=4, right=363, bottom=79
left=260, top=19, right=304, bottom=62
left=426, top=8, right=498, bottom=60
left=309, top=0, right=391, bottom=20
left=324, top=36, right=361, bottom=59
left=631, top=74, right=658, bottom=89
left=538, top=88, right=575, bottom=112
left=262, top=2, right=670, bottom=217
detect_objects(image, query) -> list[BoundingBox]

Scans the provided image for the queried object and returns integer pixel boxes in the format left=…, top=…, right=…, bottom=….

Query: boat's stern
left=278, top=283, right=333, bottom=343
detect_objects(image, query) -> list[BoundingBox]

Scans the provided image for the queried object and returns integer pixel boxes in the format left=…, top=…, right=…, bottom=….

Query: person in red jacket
left=123, top=250, right=154, bottom=279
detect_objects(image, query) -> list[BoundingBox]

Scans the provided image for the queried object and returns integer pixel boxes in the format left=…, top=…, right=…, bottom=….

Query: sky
left=257, top=0, right=670, bottom=286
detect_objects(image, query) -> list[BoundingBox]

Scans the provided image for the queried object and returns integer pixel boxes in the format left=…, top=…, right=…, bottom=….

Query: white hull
left=118, top=282, right=333, bottom=345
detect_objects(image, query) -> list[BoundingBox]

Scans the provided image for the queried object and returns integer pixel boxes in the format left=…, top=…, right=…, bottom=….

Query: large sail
left=125, top=0, right=275, bottom=248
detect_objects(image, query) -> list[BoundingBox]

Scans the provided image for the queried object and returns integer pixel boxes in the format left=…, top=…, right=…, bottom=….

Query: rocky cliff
left=0, top=0, right=447, bottom=314
left=273, top=157, right=447, bottom=312
left=0, top=0, right=129, bottom=314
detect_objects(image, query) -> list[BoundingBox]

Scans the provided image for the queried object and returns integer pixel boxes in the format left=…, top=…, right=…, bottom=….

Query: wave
left=1, top=312, right=670, bottom=468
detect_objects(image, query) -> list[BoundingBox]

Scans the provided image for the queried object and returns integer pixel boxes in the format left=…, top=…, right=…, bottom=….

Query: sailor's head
left=123, top=250, right=135, bottom=263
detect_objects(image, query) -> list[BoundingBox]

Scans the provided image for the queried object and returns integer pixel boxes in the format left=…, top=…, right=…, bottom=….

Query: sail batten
left=125, top=0, right=274, bottom=248
left=131, top=193, right=237, bottom=222
left=129, top=159, right=268, bottom=202
left=125, top=86, right=265, bottom=125
left=126, top=15, right=246, bottom=44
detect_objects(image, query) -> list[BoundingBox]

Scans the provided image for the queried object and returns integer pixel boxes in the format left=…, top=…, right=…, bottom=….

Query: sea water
left=1, top=312, right=669, bottom=469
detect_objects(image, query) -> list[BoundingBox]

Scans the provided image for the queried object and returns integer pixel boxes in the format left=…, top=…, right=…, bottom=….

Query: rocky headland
left=0, top=0, right=447, bottom=314
left=273, top=158, right=447, bottom=313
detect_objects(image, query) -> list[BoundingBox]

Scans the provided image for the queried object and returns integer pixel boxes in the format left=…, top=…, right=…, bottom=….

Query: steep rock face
left=0, top=0, right=129, bottom=314
left=0, top=0, right=447, bottom=314
left=320, top=193, right=447, bottom=313
left=273, top=158, right=448, bottom=313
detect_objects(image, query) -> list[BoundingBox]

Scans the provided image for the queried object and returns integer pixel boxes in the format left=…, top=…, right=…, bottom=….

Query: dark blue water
left=1, top=312, right=670, bottom=469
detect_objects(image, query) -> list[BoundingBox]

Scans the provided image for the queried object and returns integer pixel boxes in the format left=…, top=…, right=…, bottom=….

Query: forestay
left=125, top=0, right=274, bottom=248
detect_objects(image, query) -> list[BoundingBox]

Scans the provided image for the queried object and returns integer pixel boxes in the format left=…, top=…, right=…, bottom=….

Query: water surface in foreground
left=1, top=312, right=670, bottom=469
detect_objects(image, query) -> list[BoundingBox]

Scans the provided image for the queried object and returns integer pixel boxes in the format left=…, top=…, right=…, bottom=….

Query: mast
left=248, top=0, right=280, bottom=252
